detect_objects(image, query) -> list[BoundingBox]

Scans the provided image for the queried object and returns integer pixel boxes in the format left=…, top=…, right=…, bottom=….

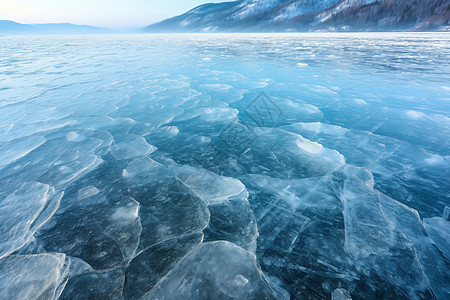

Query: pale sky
left=0, top=0, right=228, bottom=28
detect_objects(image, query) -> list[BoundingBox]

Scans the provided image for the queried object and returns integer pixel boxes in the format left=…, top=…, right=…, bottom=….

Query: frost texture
left=0, top=33, right=449, bottom=299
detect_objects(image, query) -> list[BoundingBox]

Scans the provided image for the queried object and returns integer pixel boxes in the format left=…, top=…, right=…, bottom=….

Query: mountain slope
left=144, top=0, right=450, bottom=32
left=0, top=20, right=111, bottom=35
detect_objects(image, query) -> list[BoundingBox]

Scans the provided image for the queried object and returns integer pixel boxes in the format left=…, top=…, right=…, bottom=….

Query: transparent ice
left=0, top=33, right=449, bottom=299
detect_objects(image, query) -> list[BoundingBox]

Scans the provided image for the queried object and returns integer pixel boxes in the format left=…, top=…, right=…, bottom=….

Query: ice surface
left=36, top=160, right=142, bottom=270
left=423, top=217, right=450, bottom=260
left=0, top=132, right=105, bottom=188
left=444, top=206, right=450, bottom=220
left=0, top=33, right=449, bottom=299
left=243, top=172, right=434, bottom=299
left=124, top=233, right=204, bottom=299
left=172, top=165, right=246, bottom=204
left=0, top=135, right=46, bottom=168
left=379, top=193, right=450, bottom=299
left=332, top=166, right=430, bottom=298
left=0, top=182, right=62, bottom=259
left=225, top=128, right=345, bottom=179
left=204, top=195, right=259, bottom=252
left=0, top=253, right=69, bottom=300
left=123, top=157, right=209, bottom=252
left=141, top=241, right=279, bottom=300
left=110, top=134, right=157, bottom=160
left=59, top=269, right=125, bottom=300
left=77, top=185, right=99, bottom=200
left=332, top=288, right=352, bottom=300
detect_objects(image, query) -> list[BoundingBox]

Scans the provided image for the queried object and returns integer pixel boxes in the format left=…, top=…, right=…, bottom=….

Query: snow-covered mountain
left=144, top=0, right=449, bottom=32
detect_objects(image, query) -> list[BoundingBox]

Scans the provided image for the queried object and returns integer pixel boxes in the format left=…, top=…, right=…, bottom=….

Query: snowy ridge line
left=145, top=0, right=450, bottom=32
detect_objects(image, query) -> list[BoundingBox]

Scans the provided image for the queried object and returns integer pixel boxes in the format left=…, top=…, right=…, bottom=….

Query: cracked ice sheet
left=281, top=121, right=450, bottom=218
left=35, top=159, right=142, bottom=270
left=125, top=232, right=204, bottom=299
left=0, top=34, right=449, bottom=300
left=0, top=182, right=62, bottom=259
left=110, top=134, right=157, bottom=160
left=332, top=165, right=430, bottom=298
left=0, top=130, right=106, bottom=188
left=171, top=163, right=259, bottom=252
left=379, top=193, right=450, bottom=299
left=123, top=156, right=258, bottom=252
left=122, top=157, right=210, bottom=252
left=0, top=253, right=69, bottom=300
left=243, top=171, right=435, bottom=299
left=423, top=217, right=450, bottom=260
left=0, top=135, right=46, bottom=169
left=172, top=164, right=246, bottom=204
left=59, top=269, right=125, bottom=300
left=142, top=241, right=280, bottom=300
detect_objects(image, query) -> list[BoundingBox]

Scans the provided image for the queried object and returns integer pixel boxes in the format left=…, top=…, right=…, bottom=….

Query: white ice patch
left=234, top=274, right=249, bottom=287
left=424, top=154, right=446, bottom=166
left=111, top=205, right=139, bottom=222
left=166, top=126, right=179, bottom=136
left=353, top=98, right=368, bottom=105
left=173, top=166, right=246, bottom=204
left=110, top=134, right=156, bottom=160
left=406, top=110, right=425, bottom=119
left=122, top=156, right=162, bottom=179
left=296, top=138, right=323, bottom=154
left=78, top=186, right=100, bottom=200
left=66, top=131, right=85, bottom=142
left=332, top=288, right=352, bottom=300
left=200, top=107, right=239, bottom=122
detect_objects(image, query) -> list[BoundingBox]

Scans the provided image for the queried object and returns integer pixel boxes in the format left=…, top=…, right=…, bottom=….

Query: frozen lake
left=0, top=33, right=449, bottom=299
